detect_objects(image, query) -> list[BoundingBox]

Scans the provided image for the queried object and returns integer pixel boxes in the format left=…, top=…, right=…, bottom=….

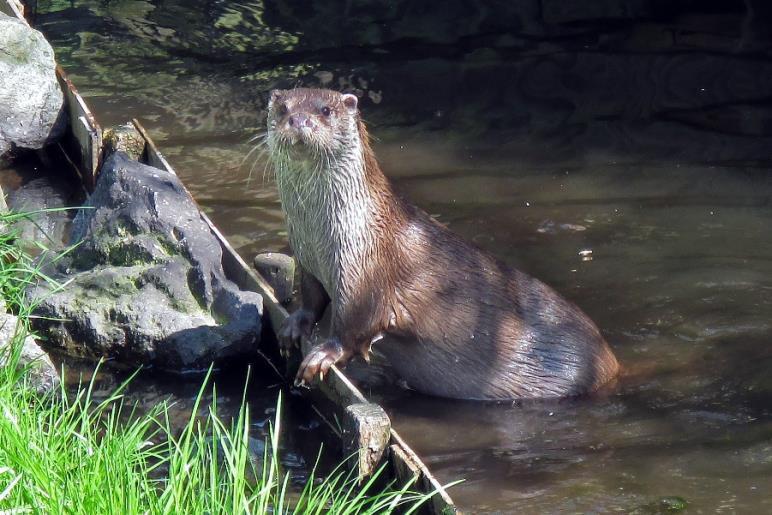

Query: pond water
left=20, top=0, right=772, bottom=512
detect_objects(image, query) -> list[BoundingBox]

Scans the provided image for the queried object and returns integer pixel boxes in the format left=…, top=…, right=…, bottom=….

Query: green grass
left=0, top=211, right=436, bottom=514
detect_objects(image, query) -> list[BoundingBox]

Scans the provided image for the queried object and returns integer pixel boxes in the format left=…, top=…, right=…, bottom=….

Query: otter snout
left=289, top=113, right=314, bottom=130
left=284, top=112, right=320, bottom=146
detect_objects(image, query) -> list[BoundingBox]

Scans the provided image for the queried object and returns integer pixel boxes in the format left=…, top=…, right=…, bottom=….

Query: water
left=19, top=1, right=772, bottom=511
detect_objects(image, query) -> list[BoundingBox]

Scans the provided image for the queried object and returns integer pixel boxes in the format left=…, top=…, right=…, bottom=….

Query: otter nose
left=288, top=113, right=314, bottom=129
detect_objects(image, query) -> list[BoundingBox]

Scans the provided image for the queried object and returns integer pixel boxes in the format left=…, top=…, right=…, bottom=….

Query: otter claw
left=294, top=338, right=348, bottom=387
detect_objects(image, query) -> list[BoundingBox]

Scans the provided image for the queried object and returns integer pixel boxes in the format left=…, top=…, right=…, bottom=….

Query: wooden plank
left=0, top=0, right=25, bottom=21
left=342, top=403, right=392, bottom=483
left=56, top=68, right=102, bottom=191
left=132, top=117, right=458, bottom=514
left=392, top=429, right=458, bottom=514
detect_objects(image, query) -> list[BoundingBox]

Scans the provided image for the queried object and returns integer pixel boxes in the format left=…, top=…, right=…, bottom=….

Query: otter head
left=267, top=88, right=360, bottom=165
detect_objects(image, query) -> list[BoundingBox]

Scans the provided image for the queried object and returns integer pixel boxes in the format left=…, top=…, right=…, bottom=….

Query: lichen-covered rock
left=27, top=152, right=263, bottom=372
left=0, top=300, right=60, bottom=395
left=0, top=14, right=65, bottom=160
left=102, top=123, right=146, bottom=161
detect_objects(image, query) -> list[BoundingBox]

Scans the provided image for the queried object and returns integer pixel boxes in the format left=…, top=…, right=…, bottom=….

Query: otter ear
left=341, top=93, right=358, bottom=114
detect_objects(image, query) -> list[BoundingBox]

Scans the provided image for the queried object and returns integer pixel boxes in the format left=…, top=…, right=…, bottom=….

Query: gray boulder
left=1, top=187, right=59, bottom=394
left=0, top=300, right=60, bottom=395
left=28, top=152, right=263, bottom=372
left=6, top=175, right=78, bottom=249
left=0, top=14, right=65, bottom=160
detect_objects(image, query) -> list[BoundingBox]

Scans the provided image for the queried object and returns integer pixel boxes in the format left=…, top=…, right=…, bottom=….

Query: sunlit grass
left=0, top=367, right=431, bottom=514
left=0, top=211, right=435, bottom=514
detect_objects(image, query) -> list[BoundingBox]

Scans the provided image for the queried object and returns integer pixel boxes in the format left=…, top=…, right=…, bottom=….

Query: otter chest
left=278, top=171, right=376, bottom=300
left=282, top=194, right=337, bottom=293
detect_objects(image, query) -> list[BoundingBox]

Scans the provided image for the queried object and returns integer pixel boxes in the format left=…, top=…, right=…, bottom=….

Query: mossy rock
left=28, top=152, right=263, bottom=372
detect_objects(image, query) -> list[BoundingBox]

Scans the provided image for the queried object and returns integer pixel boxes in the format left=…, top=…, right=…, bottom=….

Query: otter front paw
left=295, top=338, right=352, bottom=387
left=278, top=309, right=316, bottom=358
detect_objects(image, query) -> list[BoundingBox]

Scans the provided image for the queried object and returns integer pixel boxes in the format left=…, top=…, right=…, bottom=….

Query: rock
left=0, top=302, right=61, bottom=395
left=632, top=495, right=688, bottom=514
left=7, top=175, right=78, bottom=249
left=0, top=14, right=65, bottom=161
left=102, top=123, right=146, bottom=162
left=27, top=152, right=263, bottom=372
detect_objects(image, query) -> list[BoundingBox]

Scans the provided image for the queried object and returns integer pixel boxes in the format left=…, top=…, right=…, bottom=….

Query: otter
left=266, top=88, right=619, bottom=400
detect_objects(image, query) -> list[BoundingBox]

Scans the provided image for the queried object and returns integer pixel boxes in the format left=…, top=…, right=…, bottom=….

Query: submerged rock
left=0, top=14, right=65, bottom=161
left=28, top=152, right=263, bottom=372
left=0, top=300, right=60, bottom=395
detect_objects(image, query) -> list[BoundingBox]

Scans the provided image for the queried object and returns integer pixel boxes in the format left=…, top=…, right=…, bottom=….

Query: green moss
left=155, top=236, right=180, bottom=258
left=105, top=244, right=153, bottom=267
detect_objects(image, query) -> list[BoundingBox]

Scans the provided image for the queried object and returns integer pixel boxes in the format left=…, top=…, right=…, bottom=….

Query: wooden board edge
left=56, top=66, right=102, bottom=190
left=0, top=0, right=26, bottom=21
left=391, top=429, right=459, bottom=514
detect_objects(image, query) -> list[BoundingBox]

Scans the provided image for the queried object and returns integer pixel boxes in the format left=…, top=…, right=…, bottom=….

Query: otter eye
left=277, top=103, right=288, bottom=116
left=321, top=106, right=331, bottom=117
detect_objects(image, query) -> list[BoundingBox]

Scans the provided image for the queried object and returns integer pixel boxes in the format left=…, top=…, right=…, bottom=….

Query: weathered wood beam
left=342, top=402, right=392, bottom=482
left=55, top=68, right=102, bottom=192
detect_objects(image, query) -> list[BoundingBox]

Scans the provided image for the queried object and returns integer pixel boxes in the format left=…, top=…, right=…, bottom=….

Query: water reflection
left=24, top=0, right=772, bottom=512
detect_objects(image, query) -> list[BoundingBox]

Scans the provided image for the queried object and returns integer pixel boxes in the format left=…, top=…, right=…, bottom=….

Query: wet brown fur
left=268, top=88, right=619, bottom=400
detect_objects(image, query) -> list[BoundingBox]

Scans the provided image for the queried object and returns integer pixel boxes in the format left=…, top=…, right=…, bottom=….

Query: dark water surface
left=22, top=1, right=772, bottom=512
